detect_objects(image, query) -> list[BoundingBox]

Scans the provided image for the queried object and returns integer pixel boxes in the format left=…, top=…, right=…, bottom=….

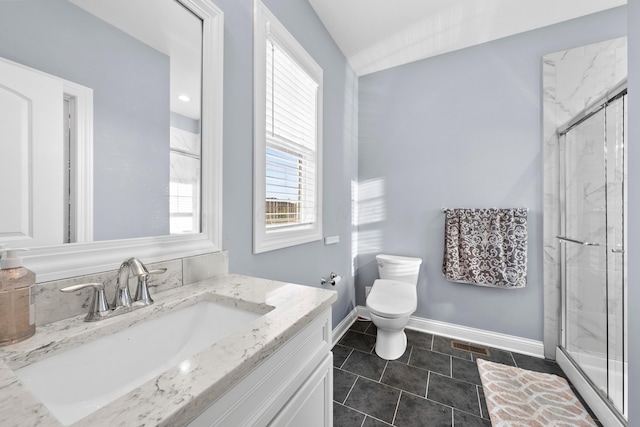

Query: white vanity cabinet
left=188, top=308, right=333, bottom=427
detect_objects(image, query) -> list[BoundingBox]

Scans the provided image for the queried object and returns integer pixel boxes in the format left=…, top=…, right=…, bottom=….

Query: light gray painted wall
left=357, top=7, right=627, bottom=341
left=626, top=1, right=638, bottom=424
left=214, top=0, right=358, bottom=328
left=0, top=0, right=170, bottom=241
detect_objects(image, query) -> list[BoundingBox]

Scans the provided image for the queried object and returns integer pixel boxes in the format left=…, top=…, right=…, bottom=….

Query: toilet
left=366, top=254, right=422, bottom=360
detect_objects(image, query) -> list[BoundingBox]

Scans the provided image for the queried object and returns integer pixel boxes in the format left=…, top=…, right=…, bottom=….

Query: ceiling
left=309, top=0, right=626, bottom=76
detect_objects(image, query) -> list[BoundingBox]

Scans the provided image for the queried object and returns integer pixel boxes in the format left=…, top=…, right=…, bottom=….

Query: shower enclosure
left=557, top=81, right=627, bottom=421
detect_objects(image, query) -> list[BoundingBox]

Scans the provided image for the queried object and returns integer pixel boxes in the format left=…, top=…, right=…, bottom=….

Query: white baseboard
left=355, top=306, right=544, bottom=358
left=332, top=307, right=358, bottom=347
left=356, top=306, right=370, bottom=320
left=556, top=347, right=626, bottom=427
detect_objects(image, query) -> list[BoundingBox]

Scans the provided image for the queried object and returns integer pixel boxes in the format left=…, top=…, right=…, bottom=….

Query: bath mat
left=477, top=358, right=596, bottom=426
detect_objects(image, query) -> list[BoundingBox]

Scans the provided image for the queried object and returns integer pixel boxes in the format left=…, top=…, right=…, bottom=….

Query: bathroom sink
left=14, top=300, right=263, bottom=426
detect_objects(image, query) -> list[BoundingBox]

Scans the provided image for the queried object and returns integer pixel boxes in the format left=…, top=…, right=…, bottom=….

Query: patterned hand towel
left=442, top=208, right=528, bottom=288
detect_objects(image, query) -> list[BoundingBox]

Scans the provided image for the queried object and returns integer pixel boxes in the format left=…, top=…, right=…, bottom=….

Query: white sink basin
left=15, top=300, right=263, bottom=425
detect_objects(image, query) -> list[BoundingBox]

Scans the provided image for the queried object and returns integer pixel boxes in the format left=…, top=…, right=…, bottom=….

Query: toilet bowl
left=366, top=254, right=422, bottom=360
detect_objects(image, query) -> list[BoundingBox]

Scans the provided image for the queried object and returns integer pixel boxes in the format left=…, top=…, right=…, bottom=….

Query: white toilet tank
left=376, top=254, right=422, bottom=285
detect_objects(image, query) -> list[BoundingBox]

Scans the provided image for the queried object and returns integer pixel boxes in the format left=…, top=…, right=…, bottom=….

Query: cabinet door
left=269, top=353, right=333, bottom=427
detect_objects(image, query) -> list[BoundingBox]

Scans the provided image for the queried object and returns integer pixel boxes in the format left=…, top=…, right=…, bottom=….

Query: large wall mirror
left=0, top=0, right=223, bottom=281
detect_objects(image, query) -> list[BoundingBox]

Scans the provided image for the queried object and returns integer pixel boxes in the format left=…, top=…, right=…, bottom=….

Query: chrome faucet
left=61, top=257, right=166, bottom=322
left=113, top=257, right=148, bottom=308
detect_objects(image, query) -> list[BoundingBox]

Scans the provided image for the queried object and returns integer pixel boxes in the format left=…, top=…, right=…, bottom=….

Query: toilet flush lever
left=321, top=272, right=342, bottom=286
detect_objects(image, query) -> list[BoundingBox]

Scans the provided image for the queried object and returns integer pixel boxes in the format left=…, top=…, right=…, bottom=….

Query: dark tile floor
left=333, top=320, right=600, bottom=427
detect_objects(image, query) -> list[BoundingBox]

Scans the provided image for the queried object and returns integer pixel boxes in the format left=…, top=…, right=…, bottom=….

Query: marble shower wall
left=34, top=251, right=228, bottom=326
left=542, top=37, right=627, bottom=359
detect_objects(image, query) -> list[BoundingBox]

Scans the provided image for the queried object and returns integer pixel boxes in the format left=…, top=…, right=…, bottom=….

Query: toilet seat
left=366, top=279, right=417, bottom=318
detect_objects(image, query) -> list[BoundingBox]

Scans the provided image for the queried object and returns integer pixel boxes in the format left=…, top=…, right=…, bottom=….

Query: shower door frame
left=556, top=80, right=627, bottom=426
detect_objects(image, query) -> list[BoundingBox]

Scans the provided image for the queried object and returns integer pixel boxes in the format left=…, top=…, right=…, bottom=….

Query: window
left=254, top=1, right=323, bottom=253
left=170, top=124, right=201, bottom=235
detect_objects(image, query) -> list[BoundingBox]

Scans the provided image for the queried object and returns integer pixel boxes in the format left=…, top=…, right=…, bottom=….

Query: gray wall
left=215, top=0, right=358, bottom=328
left=627, top=1, right=638, bottom=424
left=357, top=7, right=627, bottom=341
left=0, top=0, right=170, bottom=241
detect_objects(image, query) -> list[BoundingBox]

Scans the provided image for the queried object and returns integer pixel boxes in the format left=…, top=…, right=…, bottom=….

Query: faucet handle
left=134, top=268, right=166, bottom=306
left=60, top=282, right=111, bottom=322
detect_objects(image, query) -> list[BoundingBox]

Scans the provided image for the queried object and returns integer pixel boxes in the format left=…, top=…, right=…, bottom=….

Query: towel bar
left=556, top=236, right=601, bottom=246
left=441, top=207, right=528, bottom=213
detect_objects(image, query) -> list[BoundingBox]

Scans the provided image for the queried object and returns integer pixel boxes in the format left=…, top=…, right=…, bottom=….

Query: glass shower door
left=561, top=108, right=609, bottom=397
left=559, top=92, right=627, bottom=418
left=604, top=95, right=627, bottom=417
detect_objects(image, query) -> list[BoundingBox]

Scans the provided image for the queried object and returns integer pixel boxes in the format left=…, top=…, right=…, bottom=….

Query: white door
left=0, top=58, right=64, bottom=248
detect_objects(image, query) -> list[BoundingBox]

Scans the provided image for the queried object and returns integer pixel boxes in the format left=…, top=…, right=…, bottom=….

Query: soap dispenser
left=0, top=248, right=36, bottom=345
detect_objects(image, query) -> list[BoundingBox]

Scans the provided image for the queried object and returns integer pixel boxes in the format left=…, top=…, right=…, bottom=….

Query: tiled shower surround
left=542, top=36, right=627, bottom=358
left=33, top=251, right=228, bottom=326
left=543, top=36, right=628, bottom=416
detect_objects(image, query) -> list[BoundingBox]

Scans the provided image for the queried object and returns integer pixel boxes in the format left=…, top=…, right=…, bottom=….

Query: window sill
left=254, top=224, right=322, bottom=254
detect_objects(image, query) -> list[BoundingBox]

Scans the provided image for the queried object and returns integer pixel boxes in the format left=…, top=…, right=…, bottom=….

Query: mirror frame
left=23, top=0, right=224, bottom=282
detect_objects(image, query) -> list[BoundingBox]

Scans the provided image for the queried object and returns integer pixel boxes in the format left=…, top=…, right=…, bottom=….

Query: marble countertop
left=0, top=274, right=337, bottom=426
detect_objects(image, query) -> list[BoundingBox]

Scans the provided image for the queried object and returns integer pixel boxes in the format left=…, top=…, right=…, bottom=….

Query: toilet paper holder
left=321, top=272, right=341, bottom=286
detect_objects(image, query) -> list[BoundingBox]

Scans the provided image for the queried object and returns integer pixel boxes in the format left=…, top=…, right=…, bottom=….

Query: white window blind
left=169, top=127, right=201, bottom=235
left=264, top=38, right=318, bottom=229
